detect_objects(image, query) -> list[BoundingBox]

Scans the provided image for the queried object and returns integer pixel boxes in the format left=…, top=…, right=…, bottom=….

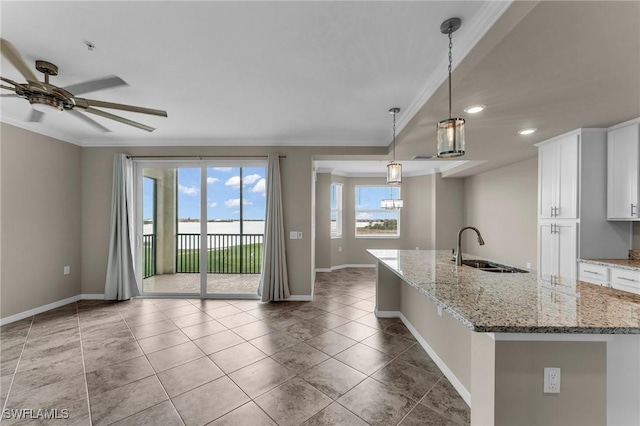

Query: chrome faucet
left=453, top=226, right=485, bottom=266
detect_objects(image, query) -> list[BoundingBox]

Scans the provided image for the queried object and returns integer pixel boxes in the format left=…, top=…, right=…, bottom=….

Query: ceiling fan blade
left=63, top=75, right=127, bottom=96
left=81, top=98, right=167, bottom=117
left=0, top=38, right=39, bottom=83
left=83, top=107, right=155, bottom=132
left=28, top=109, right=44, bottom=123
left=68, top=109, right=111, bottom=133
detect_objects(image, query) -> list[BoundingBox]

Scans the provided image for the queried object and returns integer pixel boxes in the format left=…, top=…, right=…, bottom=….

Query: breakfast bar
left=369, top=249, right=640, bottom=426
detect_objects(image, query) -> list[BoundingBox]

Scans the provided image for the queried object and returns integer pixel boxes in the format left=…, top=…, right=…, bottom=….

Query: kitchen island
left=369, top=249, right=640, bottom=426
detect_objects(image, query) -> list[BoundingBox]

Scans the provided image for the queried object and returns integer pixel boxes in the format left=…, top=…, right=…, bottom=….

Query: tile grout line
left=1, top=315, right=34, bottom=414
left=75, top=302, right=94, bottom=426
left=115, top=301, right=187, bottom=426
left=394, top=375, right=444, bottom=426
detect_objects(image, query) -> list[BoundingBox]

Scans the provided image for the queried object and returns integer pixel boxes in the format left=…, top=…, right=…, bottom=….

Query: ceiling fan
left=0, top=38, right=167, bottom=132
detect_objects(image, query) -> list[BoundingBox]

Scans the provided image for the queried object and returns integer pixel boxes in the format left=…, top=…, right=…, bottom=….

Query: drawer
left=610, top=268, right=640, bottom=295
left=578, top=263, right=610, bottom=286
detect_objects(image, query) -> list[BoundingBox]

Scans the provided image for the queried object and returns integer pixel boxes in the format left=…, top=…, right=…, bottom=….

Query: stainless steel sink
left=461, top=259, right=528, bottom=273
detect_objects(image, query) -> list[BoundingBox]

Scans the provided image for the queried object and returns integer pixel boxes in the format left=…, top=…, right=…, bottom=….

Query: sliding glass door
left=135, top=161, right=266, bottom=298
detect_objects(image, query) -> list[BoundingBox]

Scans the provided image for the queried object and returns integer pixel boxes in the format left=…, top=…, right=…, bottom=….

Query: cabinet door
left=538, top=143, right=557, bottom=219
left=556, top=135, right=579, bottom=219
left=538, top=223, right=556, bottom=281
left=556, top=222, right=577, bottom=285
left=608, top=124, right=639, bottom=219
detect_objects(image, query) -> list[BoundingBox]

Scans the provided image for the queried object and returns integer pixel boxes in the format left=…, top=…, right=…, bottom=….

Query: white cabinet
left=578, top=262, right=640, bottom=296
left=538, top=134, right=579, bottom=219
left=610, top=267, right=640, bottom=295
left=539, top=222, right=577, bottom=284
left=578, top=263, right=610, bottom=286
left=607, top=123, right=640, bottom=220
left=536, top=128, right=629, bottom=285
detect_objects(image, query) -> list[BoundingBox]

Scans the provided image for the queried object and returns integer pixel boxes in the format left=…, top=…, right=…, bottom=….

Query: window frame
left=354, top=185, right=401, bottom=239
left=330, top=182, right=343, bottom=238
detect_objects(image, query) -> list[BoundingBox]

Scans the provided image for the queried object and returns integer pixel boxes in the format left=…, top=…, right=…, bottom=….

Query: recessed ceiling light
left=464, top=104, right=486, bottom=114
left=518, top=128, right=537, bottom=135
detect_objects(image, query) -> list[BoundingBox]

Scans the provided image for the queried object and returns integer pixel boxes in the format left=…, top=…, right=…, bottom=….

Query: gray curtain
left=105, top=153, right=139, bottom=300
left=259, top=153, right=290, bottom=301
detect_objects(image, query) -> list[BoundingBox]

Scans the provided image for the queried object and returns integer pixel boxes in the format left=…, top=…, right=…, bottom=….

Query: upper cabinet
left=538, top=134, right=579, bottom=219
left=607, top=122, right=640, bottom=220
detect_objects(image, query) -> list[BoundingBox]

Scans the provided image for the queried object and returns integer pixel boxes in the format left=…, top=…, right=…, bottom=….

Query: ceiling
left=315, top=160, right=467, bottom=177
left=1, top=1, right=639, bottom=177
left=0, top=1, right=505, bottom=147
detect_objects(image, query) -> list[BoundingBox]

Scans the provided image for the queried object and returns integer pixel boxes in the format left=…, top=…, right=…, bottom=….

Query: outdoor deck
left=142, top=273, right=261, bottom=294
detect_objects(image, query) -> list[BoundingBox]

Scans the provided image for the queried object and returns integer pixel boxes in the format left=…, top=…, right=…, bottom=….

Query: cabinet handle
left=551, top=206, right=555, bottom=217
left=632, top=204, right=637, bottom=216
left=584, top=270, right=601, bottom=275
left=554, top=207, right=560, bottom=217
left=617, top=276, right=638, bottom=283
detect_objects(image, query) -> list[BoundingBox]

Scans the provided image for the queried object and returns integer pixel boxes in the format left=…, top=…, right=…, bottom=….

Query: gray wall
left=314, top=173, right=331, bottom=270
left=495, top=341, right=606, bottom=426
left=433, top=174, right=465, bottom=250
left=462, top=157, right=538, bottom=269
left=81, top=145, right=384, bottom=298
left=315, top=173, right=441, bottom=269
left=1, top=124, right=82, bottom=318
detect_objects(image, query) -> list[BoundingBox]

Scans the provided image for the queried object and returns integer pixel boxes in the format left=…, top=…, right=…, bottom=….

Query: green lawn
left=176, top=243, right=263, bottom=274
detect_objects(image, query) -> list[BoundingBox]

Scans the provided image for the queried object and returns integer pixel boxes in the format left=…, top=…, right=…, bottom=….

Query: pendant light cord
left=448, top=31, right=453, bottom=119
left=392, top=111, right=396, bottom=161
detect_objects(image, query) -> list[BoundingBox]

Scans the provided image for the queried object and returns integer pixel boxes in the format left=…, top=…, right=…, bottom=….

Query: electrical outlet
left=543, top=367, right=561, bottom=393
left=437, top=306, right=443, bottom=317
left=297, top=231, right=303, bottom=239
left=526, top=262, right=532, bottom=269
left=338, top=246, right=342, bottom=252
left=416, top=247, right=420, bottom=250
left=63, top=266, right=70, bottom=275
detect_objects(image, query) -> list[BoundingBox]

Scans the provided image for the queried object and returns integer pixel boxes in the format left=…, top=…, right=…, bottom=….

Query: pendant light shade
left=387, top=161, right=402, bottom=185
left=437, top=117, right=465, bottom=158
left=380, top=198, right=403, bottom=209
left=437, top=17, right=465, bottom=158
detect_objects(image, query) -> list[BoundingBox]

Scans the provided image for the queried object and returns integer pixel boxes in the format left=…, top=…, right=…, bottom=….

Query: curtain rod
left=126, top=155, right=286, bottom=159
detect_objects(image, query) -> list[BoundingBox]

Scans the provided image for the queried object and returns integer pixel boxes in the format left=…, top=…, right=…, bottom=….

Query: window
left=330, top=183, right=343, bottom=238
left=355, top=186, right=400, bottom=237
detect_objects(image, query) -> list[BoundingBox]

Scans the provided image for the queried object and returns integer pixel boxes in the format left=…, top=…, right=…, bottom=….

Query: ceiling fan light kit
left=436, top=17, right=466, bottom=158
left=0, top=38, right=167, bottom=132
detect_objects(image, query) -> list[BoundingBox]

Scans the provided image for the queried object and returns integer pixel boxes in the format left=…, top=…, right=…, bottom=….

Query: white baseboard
left=1, top=295, right=80, bottom=326
left=375, top=310, right=471, bottom=406
left=315, top=264, right=376, bottom=273
left=0, top=294, right=107, bottom=326
left=286, top=295, right=313, bottom=301
left=81, top=294, right=105, bottom=300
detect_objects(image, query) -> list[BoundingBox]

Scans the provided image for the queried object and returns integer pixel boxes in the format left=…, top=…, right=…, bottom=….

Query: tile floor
left=0, top=268, right=470, bottom=425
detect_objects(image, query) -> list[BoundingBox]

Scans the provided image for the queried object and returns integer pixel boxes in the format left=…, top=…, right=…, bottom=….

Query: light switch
left=289, top=231, right=298, bottom=240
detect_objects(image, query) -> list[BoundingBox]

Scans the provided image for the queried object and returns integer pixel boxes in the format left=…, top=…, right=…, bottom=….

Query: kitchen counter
left=368, top=249, right=640, bottom=334
left=579, top=257, right=640, bottom=272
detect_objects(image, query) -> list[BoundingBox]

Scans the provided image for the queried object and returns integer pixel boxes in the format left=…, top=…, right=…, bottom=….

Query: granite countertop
left=578, top=258, right=640, bottom=272
left=368, top=249, right=640, bottom=334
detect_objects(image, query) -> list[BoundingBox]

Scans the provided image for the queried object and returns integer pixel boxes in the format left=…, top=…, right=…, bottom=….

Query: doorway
left=136, top=161, right=266, bottom=298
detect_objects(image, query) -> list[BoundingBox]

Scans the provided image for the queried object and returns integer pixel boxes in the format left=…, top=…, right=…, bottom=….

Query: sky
left=354, top=186, right=400, bottom=220
left=143, top=166, right=266, bottom=221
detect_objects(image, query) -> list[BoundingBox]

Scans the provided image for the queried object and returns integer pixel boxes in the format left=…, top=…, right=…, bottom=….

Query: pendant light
left=387, top=107, right=402, bottom=184
left=382, top=107, right=403, bottom=210
left=437, top=17, right=465, bottom=158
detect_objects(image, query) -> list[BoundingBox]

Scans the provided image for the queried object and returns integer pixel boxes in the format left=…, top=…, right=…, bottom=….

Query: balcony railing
left=143, top=233, right=263, bottom=278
